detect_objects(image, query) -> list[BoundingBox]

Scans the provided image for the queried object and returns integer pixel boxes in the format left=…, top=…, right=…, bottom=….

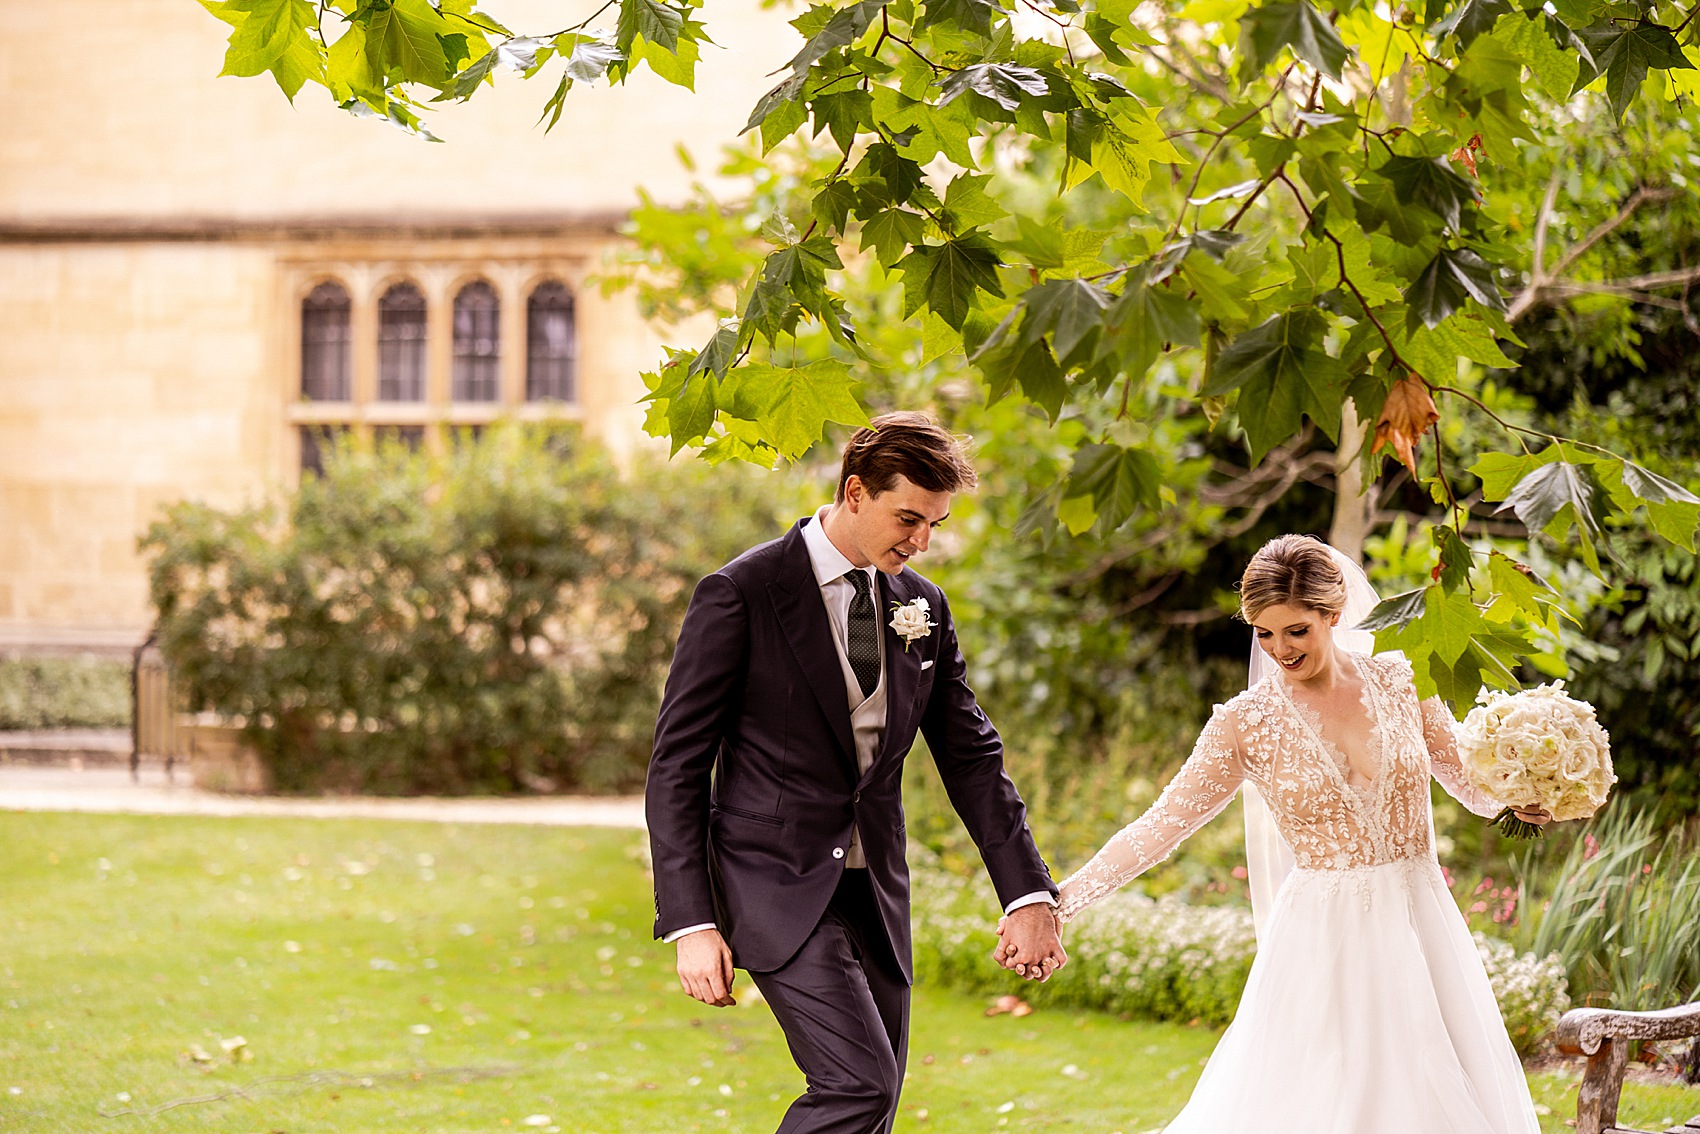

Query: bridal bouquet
left=1457, top=681, right=1616, bottom=838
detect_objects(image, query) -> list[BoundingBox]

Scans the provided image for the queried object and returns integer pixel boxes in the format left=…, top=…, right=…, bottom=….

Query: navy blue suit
left=646, top=518, right=1053, bottom=1133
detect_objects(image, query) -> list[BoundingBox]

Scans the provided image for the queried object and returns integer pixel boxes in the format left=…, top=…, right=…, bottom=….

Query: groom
left=647, top=411, right=1064, bottom=1134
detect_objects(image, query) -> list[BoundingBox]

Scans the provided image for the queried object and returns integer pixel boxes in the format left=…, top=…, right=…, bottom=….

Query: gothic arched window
left=377, top=281, right=427, bottom=402
left=300, top=280, right=351, bottom=401
left=526, top=281, right=576, bottom=403
left=452, top=280, right=500, bottom=402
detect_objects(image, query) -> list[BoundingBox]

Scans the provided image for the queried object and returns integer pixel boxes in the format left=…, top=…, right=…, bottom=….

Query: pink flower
left=1231, top=866, right=1248, bottom=880
left=1583, top=834, right=1600, bottom=860
left=1469, top=901, right=1488, bottom=914
left=1474, top=877, right=1495, bottom=896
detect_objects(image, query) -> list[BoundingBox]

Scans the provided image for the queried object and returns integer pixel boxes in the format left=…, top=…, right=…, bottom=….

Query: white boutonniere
left=889, top=597, right=935, bottom=651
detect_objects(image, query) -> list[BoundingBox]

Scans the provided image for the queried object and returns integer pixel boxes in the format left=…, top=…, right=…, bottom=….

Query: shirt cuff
left=662, top=923, right=718, bottom=944
left=1003, top=891, right=1057, bottom=916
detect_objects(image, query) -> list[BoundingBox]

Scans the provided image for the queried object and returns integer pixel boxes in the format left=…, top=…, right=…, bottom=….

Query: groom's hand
left=675, top=928, right=737, bottom=1007
left=994, top=904, right=1066, bottom=982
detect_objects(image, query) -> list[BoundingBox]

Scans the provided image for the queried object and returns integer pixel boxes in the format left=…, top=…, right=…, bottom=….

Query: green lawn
left=0, top=812, right=1693, bottom=1134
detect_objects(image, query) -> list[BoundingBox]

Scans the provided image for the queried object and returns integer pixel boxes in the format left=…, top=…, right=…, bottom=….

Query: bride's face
left=1251, top=603, right=1341, bottom=682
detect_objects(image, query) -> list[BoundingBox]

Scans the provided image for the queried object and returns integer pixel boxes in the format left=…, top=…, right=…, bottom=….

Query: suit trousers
left=749, top=868, right=910, bottom=1134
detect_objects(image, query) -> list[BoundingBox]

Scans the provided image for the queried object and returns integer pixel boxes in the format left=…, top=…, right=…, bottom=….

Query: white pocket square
left=920, top=660, right=934, bottom=671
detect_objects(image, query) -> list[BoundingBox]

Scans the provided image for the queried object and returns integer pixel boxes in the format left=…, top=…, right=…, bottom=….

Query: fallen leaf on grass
left=985, top=995, right=1031, bottom=1017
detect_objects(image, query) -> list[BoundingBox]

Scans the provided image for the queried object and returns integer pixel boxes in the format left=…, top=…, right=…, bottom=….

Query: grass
left=1, top=812, right=1695, bottom=1134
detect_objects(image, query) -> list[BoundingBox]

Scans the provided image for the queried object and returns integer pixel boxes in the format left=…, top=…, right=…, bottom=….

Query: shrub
left=910, top=851, right=1570, bottom=1052
left=0, top=657, right=131, bottom=730
left=1473, top=932, right=1572, bottom=1054
left=141, top=425, right=792, bottom=794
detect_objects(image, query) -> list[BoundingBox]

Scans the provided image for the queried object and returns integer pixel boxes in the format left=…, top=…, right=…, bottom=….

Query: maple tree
left=197, top=0, right=1700, bottom=711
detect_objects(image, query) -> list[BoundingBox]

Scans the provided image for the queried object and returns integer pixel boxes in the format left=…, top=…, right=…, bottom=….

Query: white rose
left=889, top=598, right=935, bottom=646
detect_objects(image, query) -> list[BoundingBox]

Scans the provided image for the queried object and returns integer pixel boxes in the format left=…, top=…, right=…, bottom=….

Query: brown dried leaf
left=1374, top=374, right=1439, bottom=475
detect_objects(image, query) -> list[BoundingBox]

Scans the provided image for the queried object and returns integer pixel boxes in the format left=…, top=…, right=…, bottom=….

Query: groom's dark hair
left=835, top=412, right=977, bottom=502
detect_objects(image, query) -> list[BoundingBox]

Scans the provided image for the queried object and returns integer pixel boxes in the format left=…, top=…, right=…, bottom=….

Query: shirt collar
left=802, top=506, right=874, bottom=590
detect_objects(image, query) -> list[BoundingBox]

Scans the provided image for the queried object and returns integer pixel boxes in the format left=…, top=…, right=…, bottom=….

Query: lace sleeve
left=1056, top=708, right=1245, bottom=923
left=1421, top=696, right=1502, bottom=818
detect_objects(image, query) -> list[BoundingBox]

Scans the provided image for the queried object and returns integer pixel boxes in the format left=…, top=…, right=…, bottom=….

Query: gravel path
left=0, top=764, right=645, bottom=828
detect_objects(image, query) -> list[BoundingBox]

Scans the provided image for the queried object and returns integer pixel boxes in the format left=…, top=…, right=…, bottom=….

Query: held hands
left=1511, top=805, right=1553, bottom=827
left=992, top=904, right=1067, bottom=982
left=675, top=927, right=737, bottom=1007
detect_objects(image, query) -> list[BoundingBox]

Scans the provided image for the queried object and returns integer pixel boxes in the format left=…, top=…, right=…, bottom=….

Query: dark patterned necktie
left=844, top=570, right=880, bottom=698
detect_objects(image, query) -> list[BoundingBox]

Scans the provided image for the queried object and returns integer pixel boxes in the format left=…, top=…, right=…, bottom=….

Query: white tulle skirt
left=1160, top=858, right=1541, bottom=1134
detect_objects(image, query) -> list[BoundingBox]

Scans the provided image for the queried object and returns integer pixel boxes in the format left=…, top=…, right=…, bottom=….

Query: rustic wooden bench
left=1554, top=1002, right=1700, bottom=1134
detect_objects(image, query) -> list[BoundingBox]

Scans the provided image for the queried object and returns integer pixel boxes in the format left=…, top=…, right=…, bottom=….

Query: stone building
left=0, top=0, right=791, bottom=654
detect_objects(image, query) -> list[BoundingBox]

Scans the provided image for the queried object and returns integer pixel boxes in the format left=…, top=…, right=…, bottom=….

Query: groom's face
left=844, top=474, right=953, bottom=574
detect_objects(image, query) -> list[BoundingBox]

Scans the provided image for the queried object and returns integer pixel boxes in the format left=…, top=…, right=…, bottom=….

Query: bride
left=1039, top=534, right=1549, bottom=1134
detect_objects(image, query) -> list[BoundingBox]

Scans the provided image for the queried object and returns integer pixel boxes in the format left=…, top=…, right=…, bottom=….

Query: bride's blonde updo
left=1237, top=534, right=1348, bottom=623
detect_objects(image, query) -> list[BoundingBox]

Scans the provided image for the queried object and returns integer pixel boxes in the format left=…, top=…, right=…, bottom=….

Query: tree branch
left=1510, top=185, right=1685, bottom=321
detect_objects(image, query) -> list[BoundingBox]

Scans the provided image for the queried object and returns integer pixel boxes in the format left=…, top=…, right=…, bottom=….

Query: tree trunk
left=1329, top=401, right=1373, bottom=563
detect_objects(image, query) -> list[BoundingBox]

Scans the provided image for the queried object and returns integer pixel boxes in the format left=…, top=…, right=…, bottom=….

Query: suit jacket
left=646, top=517, right=1055, bottom=981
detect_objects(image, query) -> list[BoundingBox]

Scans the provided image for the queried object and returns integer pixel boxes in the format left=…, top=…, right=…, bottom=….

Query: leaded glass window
left=452, top=280, right=500, bottom=402
left=377, top=282, right=427, bottom=402
left=526, top=281, right=576, bottom=403
left=300, top=281, right=351, bottom=401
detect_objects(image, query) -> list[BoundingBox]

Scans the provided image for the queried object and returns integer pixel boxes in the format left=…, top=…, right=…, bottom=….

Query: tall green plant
left=1513, top=805, right=1700, bottom=1010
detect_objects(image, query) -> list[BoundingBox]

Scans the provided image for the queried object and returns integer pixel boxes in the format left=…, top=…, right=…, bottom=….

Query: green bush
left=910, top=851, right=1570, bottom=1052
left=141, top=425, right=792, bottom=794
left=0, top=657, right=131, bottom=730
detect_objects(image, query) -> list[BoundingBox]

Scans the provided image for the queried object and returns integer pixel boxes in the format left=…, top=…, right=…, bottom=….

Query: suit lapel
left=768, top=520, right=858, bottom=775
left=872, top=569, right=923, bottom=775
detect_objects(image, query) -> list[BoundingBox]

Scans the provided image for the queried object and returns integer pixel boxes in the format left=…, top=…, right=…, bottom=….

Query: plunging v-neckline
left=1277, top=653, right=1382, bottom=799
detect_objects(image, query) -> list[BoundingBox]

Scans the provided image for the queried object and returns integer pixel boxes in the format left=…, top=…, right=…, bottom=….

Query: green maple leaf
left=566, top=38, right=623, bottom=83
left=617, top=0, right=684, bottom=53
left=1064, top=444, right=1162, bottom=532
left=1432, top=525, right=1473, bottom=593
left=1404, top=247, right=1505, bottom=330
left=1469, top=449, right=1553, bottom=502
left=1431, top=0, right=1511, bottom=48
left=782, top=0, right=887, bottom=74
left=942, top=175, right=1009, bottom=232
left=1240, top=0, right=1351, bottom=79
left=1018, top=278, right=1112, bottom=363
left=368, top=0, right=455, bottom=87
left=1375, top=155, right=1480, bottom=234
left=1204, top=311, right=1348, bottom=458
left=1361, top=587, right=1428, bottom=633
left=1573, top=21, right=1694, bottom=122
left=1102, top=275, right=1200, bottom=380
left=1496, top=460, right=1610, bottom=571
left=1401, top=314, right=1514, bottom=385
left=812, top=90, right=872, bottom=150
left=1491, top=12, right=1578, bottom=102
left=811, top=179, right=859, bottom=233
left=667, top=373, right=719, bottom=454
left=741, top=360, right=868, bottom=460
left=1598, top=458, right=1700, bottom=551
left=920, top=0, right=999, bottom=35
left=859, top=208, right=926, bottom=268
left=938, top=63, right=1049, bottom=111
left=895, top=234, right=1006, bottom=331
left=1486, top=551, right=1557, bottom=619
left=217, top=0, right=316, bottom=77
left=744, top=72, right=807, bottom=137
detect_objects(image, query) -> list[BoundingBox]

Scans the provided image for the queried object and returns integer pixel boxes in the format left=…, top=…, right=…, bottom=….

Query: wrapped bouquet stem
left=1457, top=681, right=1617, bottom=839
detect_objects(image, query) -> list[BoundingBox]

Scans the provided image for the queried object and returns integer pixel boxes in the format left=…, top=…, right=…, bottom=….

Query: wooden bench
left=1554, top=1002, right=1700, bottom=1134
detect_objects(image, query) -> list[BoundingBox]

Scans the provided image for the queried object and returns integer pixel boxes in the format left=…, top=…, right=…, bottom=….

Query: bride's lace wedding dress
left=1058, top=652, right=1541, bottom=1134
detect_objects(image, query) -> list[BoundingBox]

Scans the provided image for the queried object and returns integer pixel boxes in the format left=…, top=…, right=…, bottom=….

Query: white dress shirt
left=664, top=508, right=1052, bottom=944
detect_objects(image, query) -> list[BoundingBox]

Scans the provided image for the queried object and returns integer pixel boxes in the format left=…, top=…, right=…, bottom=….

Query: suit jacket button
left=852, top=791, right=861, bottom=803
left=832, top=847, right=845, bottom=859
